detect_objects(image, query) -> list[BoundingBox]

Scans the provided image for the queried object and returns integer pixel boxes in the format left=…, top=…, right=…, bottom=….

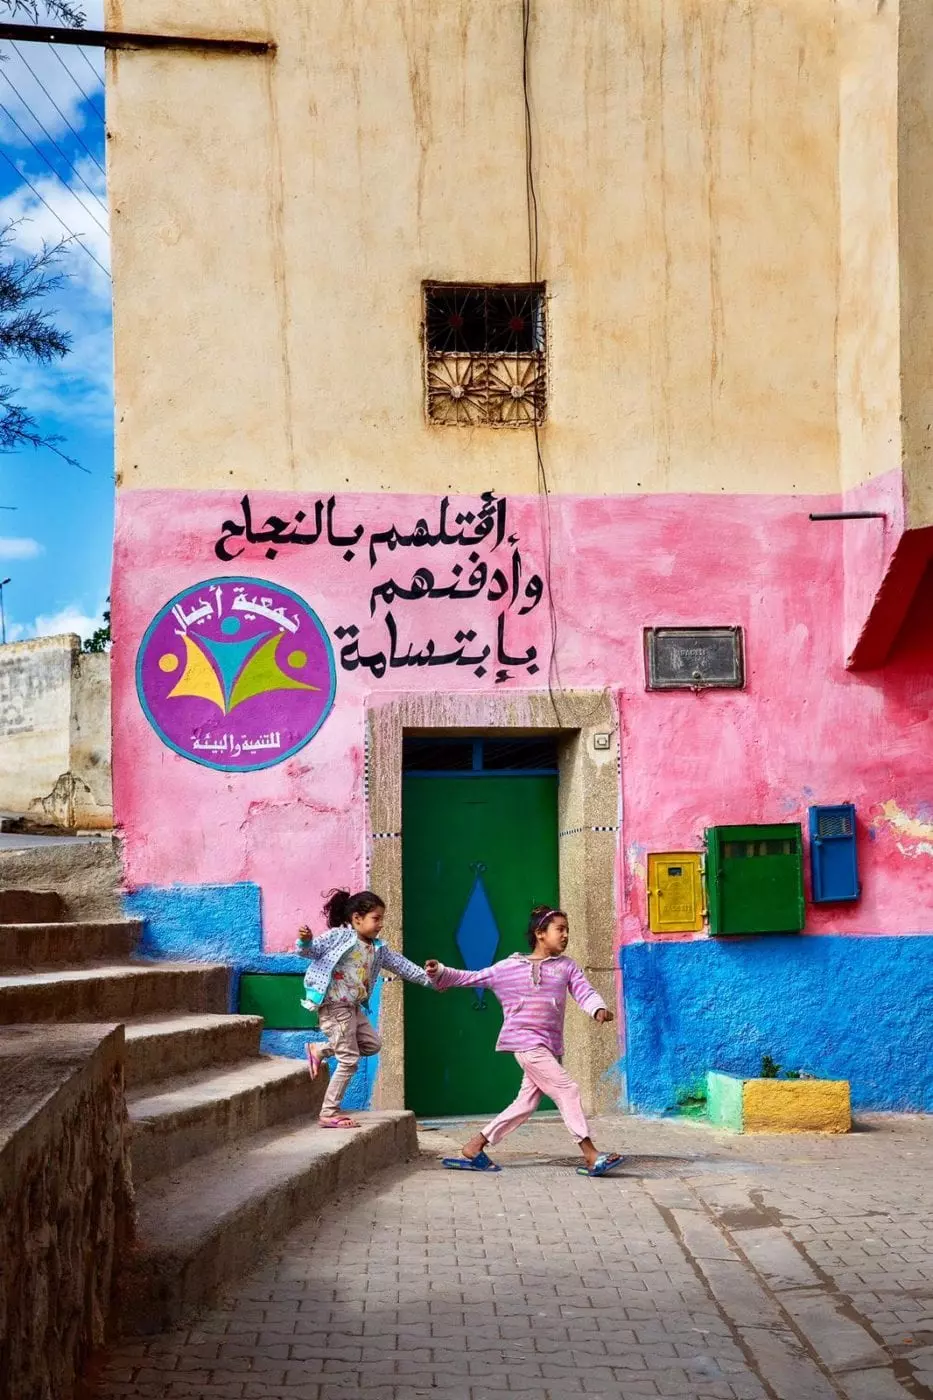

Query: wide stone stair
left=0, top=888, right=415, bottom=1335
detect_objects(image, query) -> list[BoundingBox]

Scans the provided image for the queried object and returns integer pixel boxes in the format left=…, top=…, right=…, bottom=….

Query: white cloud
left=4, top=596, right=108, bottom=646
left=0, top=535, right=43, bottom=558
left=0, top=155, right=110, bottom=293
left=8, top=596, right=106, bottom=643
left=33, top=598, right=104, bottom=639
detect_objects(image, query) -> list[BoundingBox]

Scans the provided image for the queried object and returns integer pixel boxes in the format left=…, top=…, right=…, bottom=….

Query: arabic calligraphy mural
left=214, top=490, right=543, bottom=684
left=136, top=578, right=336, bottom=771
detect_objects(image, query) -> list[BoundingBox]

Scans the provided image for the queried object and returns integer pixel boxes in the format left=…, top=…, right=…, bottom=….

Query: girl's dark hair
left=526, top=904, right=567, bottom=948
left=323, top=888, right=385, bottom=928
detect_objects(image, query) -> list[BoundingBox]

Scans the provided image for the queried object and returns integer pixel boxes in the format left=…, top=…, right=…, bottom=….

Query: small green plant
left=760, top=1054, right=802, bottom=1080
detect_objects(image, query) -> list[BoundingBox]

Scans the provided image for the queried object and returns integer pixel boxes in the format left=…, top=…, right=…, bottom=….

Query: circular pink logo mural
left=136, top=577, right=336, bottom=771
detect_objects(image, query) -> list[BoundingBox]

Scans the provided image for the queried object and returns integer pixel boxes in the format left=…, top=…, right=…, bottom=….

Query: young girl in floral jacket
left=298, top=888, right=431, bottom=1129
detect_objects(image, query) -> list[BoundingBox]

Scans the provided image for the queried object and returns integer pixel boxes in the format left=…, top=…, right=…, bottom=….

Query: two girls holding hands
left=299, top=890, right=622, bottom=1174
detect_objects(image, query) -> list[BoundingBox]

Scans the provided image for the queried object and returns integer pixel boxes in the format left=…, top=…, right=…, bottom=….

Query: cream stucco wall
left=835, top=0, right=933, bottom=533
left=837, top=0, right=901, bottom=499
left=106, top=0, right=844, bottom=499
left=897, top=0, right=933, bottom=530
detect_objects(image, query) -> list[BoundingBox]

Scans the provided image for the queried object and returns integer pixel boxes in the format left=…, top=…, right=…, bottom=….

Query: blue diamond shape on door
left=455, top=867, right=500, bottom=1004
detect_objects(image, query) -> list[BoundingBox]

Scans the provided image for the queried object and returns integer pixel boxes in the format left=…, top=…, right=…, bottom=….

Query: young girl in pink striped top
left=425, top=905, right=623, bottom=1177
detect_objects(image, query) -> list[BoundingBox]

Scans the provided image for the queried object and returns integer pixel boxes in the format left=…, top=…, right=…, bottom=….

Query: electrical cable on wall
left=522, top=0, right=563, bottom=723
left=521, top=0, right=611, bottom=737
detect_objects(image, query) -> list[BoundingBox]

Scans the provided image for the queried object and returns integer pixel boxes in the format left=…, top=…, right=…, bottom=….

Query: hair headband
left=534, top=908, right=559, bottom=929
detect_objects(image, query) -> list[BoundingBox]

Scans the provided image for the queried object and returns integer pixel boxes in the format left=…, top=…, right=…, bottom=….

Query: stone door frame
left=365, top=688, right=622, bottom=1114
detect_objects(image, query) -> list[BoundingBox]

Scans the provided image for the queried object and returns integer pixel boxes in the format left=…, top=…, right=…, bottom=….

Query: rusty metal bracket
left=0, top=21, right=274, bottom=55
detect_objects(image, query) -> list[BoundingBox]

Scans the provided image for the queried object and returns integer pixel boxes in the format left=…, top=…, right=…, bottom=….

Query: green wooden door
left=402, top=774, right=559, bottom=1116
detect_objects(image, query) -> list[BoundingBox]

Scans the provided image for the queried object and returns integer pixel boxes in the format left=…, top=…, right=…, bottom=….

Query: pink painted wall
left=112, top=487, right=933, bottom=952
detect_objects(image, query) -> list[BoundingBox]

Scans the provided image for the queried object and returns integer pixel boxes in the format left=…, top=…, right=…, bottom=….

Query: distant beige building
left=0, top=635, right=111, bottom=830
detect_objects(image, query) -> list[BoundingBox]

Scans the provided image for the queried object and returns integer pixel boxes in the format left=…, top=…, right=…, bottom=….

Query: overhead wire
left=0, top=146, right=110, bottom=279
left=75, top=45, right=104, bottom=90
left=0, top=38, right=109, bottom=474
left=0, top=67, right=107, bottom=217
left=9, top=40, right=106, bottom=177
left=0, top=95, right=109, bottom=235
left=48, top=44, right=105, bottom=123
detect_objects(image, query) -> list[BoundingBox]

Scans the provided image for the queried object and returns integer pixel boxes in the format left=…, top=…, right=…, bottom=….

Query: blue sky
left=0, top=0, right=112, bottom=645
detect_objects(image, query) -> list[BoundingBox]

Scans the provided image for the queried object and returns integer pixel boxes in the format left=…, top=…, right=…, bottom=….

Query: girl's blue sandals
left=442, top=1151, right=502, bottom=1173
left=577, top=1153, right=625, bottom=1177
left=441, top=1151, right=625, bottom=1176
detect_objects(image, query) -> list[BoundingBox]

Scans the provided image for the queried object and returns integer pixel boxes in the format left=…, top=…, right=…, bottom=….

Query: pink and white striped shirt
left=430, top=953, right=606, bottom=1056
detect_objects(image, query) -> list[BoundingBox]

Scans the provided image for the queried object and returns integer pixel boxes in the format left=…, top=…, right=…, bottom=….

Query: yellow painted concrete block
left=742, top=1078, right=851, bottom=1134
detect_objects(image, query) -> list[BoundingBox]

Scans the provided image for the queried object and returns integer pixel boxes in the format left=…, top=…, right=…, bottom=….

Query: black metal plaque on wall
left=644, top=627, right=745, bottom=690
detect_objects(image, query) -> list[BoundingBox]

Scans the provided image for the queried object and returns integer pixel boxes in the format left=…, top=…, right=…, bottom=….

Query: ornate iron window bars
left=424, top=283, right=546, bottom=427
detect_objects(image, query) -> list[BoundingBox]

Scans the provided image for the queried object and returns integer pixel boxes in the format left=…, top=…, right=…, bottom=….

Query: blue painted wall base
left=621, top=934, right=933, bottom=1114
left=125, top=882, right=382, bottom=1110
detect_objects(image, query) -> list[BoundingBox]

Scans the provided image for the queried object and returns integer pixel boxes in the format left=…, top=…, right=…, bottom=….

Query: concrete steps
left=0, top=887, right=420, bottom=1337
left=0, top=837, right=122, bottom=921
left=122, top=1111, right=418, bottom=1334
left=0, top=888, right=65, bottom=923
left=0, top=960, right=230, bottom=1021
left=123, top=1012, right=263, bottom=1087
left=127, top=1055, right=323, bottom=1183
left=0, top=918, right=142, bottom=972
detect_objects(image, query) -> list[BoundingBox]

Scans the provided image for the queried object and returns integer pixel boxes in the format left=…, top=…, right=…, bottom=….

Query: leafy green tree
left=83, top=599, right=110, bottom=653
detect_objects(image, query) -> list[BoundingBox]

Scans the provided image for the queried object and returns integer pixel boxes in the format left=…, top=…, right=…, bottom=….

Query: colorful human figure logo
left=136, top=577, right=335, bottom=771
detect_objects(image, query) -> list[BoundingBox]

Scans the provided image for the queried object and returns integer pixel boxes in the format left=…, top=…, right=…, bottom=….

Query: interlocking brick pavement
left=87, top=1113, right=933, bottom=1400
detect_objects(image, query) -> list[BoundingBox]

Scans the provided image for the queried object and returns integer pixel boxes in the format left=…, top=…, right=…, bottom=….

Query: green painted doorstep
left=238, top=973, right=318, bottom=1030
left=706, top=1071, right=851, bottom=1134
left=705, top=1071, right=745, bottom=1131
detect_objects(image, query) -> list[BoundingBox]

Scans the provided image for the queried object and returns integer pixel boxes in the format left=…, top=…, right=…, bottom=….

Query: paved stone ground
left=89, top=1113, right=933, bottom=1400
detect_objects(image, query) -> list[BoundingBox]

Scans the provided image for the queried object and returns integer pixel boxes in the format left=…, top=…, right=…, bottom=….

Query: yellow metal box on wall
left=647, top=853, right=704, bottom=934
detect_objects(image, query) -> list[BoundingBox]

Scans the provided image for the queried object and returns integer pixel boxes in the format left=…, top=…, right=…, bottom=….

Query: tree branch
left=0, top=383, right=85, bottom=469
left=0, top=1, right=86, bottom=27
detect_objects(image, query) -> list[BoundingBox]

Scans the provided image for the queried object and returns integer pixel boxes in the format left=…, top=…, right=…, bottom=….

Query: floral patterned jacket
left=296, top=925, right=431, bottom=1011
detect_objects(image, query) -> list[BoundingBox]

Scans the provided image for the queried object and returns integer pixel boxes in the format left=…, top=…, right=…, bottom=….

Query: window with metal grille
left=423, top=283, right=546, bottom=427
left=816, top=811, right=854, bottom=839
